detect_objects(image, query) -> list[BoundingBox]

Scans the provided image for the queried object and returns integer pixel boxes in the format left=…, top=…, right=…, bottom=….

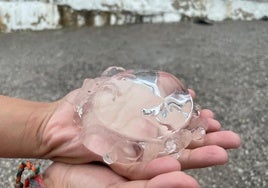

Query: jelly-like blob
left=75, top=66, right=207, bottom=164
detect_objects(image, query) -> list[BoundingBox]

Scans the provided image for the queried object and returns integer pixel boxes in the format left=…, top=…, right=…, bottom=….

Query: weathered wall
left=0, top=0, right=268, bottom=32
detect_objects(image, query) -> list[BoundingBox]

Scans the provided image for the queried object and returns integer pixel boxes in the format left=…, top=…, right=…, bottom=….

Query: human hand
left=178, top=90, right=241, bottom=170
left=108, top=91, right=241, bottom=179
left=39, top=90, right=190, bottom=180
left=43, top=160, right=199, bottom=188
left=39, top=88, right=240, bottom=180
left=179, top=108, right=241, bottom=170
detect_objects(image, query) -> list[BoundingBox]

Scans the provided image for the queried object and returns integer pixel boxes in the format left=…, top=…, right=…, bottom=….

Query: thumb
left=110, top=156, right=181, bottom=180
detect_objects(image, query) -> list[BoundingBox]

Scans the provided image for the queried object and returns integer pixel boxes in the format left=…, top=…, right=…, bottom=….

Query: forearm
left=0, top=95, right=56, bottom=158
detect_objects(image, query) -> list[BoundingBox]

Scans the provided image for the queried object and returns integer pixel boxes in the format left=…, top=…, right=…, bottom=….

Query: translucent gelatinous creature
left=75, top=67, right=207, bottom=164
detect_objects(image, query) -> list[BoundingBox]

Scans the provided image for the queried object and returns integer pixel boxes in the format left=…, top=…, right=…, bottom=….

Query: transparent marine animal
left=74, top=67, right=207, bottom=164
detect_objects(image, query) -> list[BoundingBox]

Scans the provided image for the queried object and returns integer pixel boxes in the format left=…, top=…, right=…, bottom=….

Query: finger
left=188, top=116, right=220, bottom=133
left=110, top=156, right=181, bottom=180
left=188, top=131, right=241, bottom=149
left=113, top=171, right=200, bottom=188
left=45, top=162, right=199, bottom=188
left=200, top=109, right=214, bottom=118
left=205, top=118, right=221, bottom=132
left=199, top=109, right=222, bottom=132
left=188, top=89, right=196, bottom=99
left=147, top=171, right=200, bottom=188
left=179, top=145, right=228, bottom=170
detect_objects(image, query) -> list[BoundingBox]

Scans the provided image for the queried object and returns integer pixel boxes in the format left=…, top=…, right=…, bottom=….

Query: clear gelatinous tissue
left=74, top=67, right=207, bottom=164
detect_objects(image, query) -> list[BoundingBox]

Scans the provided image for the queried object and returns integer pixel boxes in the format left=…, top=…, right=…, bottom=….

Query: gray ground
left=0, top=20, right=267, bottom=188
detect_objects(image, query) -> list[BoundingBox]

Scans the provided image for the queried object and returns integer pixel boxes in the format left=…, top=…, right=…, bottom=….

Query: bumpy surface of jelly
left=75, top=67, right=206, bottom=164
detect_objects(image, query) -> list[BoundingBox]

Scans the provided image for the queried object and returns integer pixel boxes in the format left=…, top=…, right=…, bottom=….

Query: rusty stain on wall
left=0, top=16, right=7, bottom=32
left=57, top=5, right=151, bottom=28
left=31, top=15, right=46, bottom=26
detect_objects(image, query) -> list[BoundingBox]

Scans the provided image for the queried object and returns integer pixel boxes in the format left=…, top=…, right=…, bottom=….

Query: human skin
left=40, top=89, right=240, bottom=188
left=0, top=71, right=240, bottom=188
left=43, top=159, right=200, bottom=188
left=0, top=87, right=240, bottom=182
left=0, top=68, right=241, bottom=188
left=41, top=91, right=240, bottom=188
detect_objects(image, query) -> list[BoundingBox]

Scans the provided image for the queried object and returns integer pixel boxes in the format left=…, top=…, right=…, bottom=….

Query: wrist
left=0, top=95, right=58, bottom=158
left=27, top=101, right=59, bottom=158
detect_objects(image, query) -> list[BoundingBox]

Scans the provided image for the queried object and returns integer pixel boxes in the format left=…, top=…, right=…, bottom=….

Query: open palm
left=43, top=161, right=199, bottom=188
left=41, top=88, right=240, bottom=180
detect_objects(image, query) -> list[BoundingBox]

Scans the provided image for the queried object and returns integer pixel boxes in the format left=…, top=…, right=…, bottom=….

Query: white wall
left=0, top=0, right=268, bottom=32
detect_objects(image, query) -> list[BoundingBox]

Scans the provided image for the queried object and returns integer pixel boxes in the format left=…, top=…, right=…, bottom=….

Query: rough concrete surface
left=0, top=20, right=267, bottom=187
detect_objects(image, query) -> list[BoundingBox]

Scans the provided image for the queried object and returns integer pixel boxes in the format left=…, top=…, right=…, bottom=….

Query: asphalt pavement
left=0, top=20, right=267, bottom=187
